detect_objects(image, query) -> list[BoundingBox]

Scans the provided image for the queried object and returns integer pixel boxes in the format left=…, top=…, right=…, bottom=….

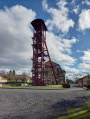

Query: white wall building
left=78, top=75, right=90, bottom=87
left=0, top=75, right=7, bottom=87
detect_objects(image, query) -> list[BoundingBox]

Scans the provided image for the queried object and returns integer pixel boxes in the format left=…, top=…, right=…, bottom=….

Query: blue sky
left=0, top=0, right=90, bottom=79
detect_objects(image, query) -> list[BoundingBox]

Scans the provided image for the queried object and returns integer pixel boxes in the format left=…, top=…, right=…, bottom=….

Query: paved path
left=0, top=87, right=90, bottom=119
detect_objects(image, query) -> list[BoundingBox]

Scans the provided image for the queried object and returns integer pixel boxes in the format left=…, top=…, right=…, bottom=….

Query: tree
left=7, top=70, right=17, bottom=82
left=66, top=79, right=74, bottom=84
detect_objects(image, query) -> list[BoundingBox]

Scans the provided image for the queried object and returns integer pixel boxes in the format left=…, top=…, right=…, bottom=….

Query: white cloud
left=77, top=50, right=83, bottom=53
left=71, top=0, right=76, bottom=4
left=42, top=0, right=48, bottom=10
left=79, top=50, right=90, bottom=69
left=46, top=32, right=77, bottom=65
left=73, top=5, right=79, bottom=14
left=82, top=0, right=90, bottom=6
left=42, top=0, right=74, bottom=33
left=0, top=4, right=77, bottom=77
left=79, top=63, right=90, bottom=69
left=62, top=66, right=79, bottom=79
left=81, top=50, right=90, bottom=63
left=63, top=66, right=79, bottom=74
left=79, top=9, right=90, bottom=30
left=73, top=8, right=78, bottom=14
left=0, top=5, right=36, bottom=73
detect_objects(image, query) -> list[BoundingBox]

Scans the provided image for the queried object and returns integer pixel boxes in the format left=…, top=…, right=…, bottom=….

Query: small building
left=78, top=75, right=90, bottom=87
left=0, top=75, right=7, bottom=87
left=44, top=61, right=66, bottom=85
left=78, top=79, right=83, bottom=87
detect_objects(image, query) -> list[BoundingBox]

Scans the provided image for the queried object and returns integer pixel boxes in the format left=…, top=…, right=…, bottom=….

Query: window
left=60, top=71, right=63, bottom=74
left=88, top=75, right=90, bottom=79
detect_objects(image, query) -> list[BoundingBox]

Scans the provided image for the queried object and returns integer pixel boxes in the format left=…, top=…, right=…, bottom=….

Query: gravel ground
left=0, top=87, right=90, bottom=119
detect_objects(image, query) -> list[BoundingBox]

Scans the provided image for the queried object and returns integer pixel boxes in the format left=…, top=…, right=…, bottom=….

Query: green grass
left=2, top=84, right=63, bottom=89
left=29, top=85, right=63, bottom=89
left=2, top=84, right=29, bottom=88
left=55, top=100, right=90, bottom=119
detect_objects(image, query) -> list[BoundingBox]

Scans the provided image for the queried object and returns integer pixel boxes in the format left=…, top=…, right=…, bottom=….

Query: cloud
left=42, top=0, right=74, bottom=33
left=46, top=32, right=77, bottom=65
left=0, top=5, right=36, bottom=74
left=42, top=0, right=76, bottom=66
left=79, top=9, right=90, bottom=30
left=81, top=50, right=90, bottom=63
left=63, top=66, right=79, bottom=79
left=71, top=0, right=76, bottom=4
left=73, top=5, right=79, bottom=14
left=79, top=50, right=90, bottom=69
left=42, top=0, right=48, bottom=10
left=82, top=0, right=90, bottom=6
left=63, top=66, right=79, bottom=74
left=79, top=63, right=90, bottom=69
left=76, top=50, right=83, bottom=53
left=0, top=4, right=77, bottom=78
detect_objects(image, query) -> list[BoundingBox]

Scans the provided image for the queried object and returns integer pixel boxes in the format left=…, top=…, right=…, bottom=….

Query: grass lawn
left=2, top=84, right=63, bottom=89
left=29, top=85, right=63, bottom=89
left=55, top=99, right=90, bottom=119
left=2, top=84, right=29, bottom=88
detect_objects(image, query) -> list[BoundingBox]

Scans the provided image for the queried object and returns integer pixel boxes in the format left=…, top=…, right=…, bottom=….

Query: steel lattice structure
left=31, top=19, right=58, bottom=86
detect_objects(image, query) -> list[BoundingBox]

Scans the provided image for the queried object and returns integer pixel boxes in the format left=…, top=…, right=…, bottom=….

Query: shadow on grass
left=53, top=96, right=90, bottom=119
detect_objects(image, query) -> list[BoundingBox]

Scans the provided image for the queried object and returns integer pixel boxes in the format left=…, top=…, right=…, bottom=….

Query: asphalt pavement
left=0, top=87, right=90, bottom=119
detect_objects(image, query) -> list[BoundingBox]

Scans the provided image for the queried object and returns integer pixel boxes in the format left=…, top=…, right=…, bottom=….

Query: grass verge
left=2, top=84, right=63, bottom=89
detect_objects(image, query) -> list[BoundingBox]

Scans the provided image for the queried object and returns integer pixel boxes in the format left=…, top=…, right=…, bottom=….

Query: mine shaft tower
left=31, top=19, right=58, bottom=86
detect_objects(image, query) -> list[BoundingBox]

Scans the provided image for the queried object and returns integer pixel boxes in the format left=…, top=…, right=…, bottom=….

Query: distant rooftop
left=31, top=19, right=47, bottom=31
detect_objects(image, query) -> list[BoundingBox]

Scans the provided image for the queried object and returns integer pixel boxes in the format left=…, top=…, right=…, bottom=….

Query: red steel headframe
left=31, top=19, right=58, bottom=86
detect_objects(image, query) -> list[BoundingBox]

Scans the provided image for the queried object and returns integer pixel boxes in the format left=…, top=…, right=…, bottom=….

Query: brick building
left=44, top=61, right=66, bottom=85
